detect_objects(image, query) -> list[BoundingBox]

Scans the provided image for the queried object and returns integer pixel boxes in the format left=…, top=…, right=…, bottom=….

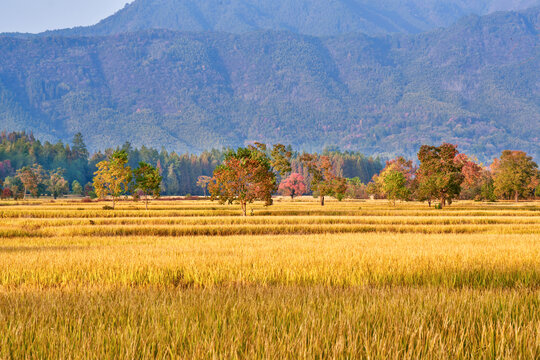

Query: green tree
left=133, top=162, right=162, bottom=210
left=374, top=156, right=414, bottom=204
left=166, top=164, right=180, bottom=195
left=416, top=144, right=464, bottom=208
left=270, top=144, right=293, bottom=176
left=491, top=151, right=538, bottom=202
left=381, top=170, right=409, bottom=205
left=47, top=169, right=69, bottom=199
left=93, top=150, right=132, bottom=209
left=72, top=180, right=83, bottom=196
left=480, top=178, right=497, bottom=202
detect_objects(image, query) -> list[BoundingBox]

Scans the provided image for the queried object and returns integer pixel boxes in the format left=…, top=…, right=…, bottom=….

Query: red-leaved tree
left=278, top=173, right=307, bottom=199
left=209, top=145, right=276, bottom=216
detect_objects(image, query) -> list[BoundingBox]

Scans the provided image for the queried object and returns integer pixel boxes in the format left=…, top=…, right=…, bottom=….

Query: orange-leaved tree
left=16, top=164, right=46, bottom=198
left=208, top=144, right=281, bottom=216
left=416, top=143, right=464, bottom=208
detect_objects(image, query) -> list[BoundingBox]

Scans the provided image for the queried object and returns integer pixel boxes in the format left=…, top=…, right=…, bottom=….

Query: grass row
left=2, top=233, right=539, bottom=289
left=1, top=286, right=539, bottom=359
left=1, top=223, right=539, bottom=238
left=3, top=215, right=540, bottom=227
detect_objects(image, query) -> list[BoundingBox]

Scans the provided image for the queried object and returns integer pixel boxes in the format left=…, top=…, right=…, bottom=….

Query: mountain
left=40, top=0, right=540, bottom=37
left=0, top=7, right=538, bottom=160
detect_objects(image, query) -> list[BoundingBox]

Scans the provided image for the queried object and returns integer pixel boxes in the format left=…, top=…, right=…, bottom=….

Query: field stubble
left=0, top=199, right=539, bottom=358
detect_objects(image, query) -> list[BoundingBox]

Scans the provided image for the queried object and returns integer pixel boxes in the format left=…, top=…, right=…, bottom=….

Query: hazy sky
left=0, top=0, right=134, bottom=33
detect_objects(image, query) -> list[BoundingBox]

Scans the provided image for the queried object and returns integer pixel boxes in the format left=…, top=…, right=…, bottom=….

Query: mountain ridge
left=0, top=7, right=538, bottom=160
left=2, top=0, right=539, bottom=37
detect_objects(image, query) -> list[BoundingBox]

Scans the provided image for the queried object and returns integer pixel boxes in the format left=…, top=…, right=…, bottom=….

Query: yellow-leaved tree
left=93, top=150, right=132, bottom=209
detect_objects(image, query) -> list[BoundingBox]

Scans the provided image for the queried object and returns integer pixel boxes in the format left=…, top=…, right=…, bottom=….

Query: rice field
left=1, top=198, right=539, bottom=358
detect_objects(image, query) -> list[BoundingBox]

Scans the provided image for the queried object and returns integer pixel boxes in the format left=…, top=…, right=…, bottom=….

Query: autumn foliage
left=209, top=145, right=277, bottom=216
left=278, top=173, right=307, bottom=199
left=300, top=154, right=347, bottom=205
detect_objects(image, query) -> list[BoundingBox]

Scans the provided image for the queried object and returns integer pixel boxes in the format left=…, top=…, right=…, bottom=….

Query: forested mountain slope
left=41, top=0, right=540, bottom=36
left=0, top=8, right=538, bottom=160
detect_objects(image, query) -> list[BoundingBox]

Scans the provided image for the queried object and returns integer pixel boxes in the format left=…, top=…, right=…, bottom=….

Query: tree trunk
left=112, top=197, right=116, bottom=210
left=440, top=196, right=445, bottom=208
left=241, top=201, right=247, bottom=216
left=428, top=200, right=432, bottom=207
left=515, top=191, right=519, bottom=203
left=145, top=196, right=149, bottom=211
left=320, top=196, right=325, bottom=206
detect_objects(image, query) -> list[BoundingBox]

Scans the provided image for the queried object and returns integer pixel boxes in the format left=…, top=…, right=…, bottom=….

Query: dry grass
left=0, top=199, right=539, bottom=358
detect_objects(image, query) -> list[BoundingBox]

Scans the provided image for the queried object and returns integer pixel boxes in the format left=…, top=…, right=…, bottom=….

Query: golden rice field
left=1, top=198, right=539, bottom=359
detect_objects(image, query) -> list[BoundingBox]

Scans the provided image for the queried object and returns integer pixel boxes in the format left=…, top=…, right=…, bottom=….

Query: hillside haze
left=0, top=5, right=538, bottom=160
left=45, top=0, right=540, bottom=36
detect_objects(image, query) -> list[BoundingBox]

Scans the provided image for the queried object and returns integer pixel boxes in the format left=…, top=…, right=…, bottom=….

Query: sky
left=0, top=0, right=133, bottom=33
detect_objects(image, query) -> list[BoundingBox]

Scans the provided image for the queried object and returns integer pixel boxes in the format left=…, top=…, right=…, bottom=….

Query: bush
left=102, top=205, right=114, bottom=210
left=1, top=188, right=13, bottom=199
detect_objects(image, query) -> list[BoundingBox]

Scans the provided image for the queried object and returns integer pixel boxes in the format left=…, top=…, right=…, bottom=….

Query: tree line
left=58, top=141, right=538, bottom=216
left=0, top=132, right=382, bottom=200
left=1, top=132, right=538, bottom=211
left=206, top=142, right=540, bottom=215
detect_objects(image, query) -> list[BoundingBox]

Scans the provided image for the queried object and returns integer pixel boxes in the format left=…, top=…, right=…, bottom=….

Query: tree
left=416, top=144, right=464, bottom=208
left=83, top=182, right=95, bottom=198
left=16, top=164, right=46, bottom=198
left=196, top=176, right=212, bottom=197
left=72, top=180, right=83, bottom=196
left=366, top=176, right=383, bottom=199
left=345, top=177, right=368, bottom=199
left=278, top=173, right=307, bottom=199
left=3, top=176, right=23, bottom=200
left=47, top=169, right=69, bottom=199
left=93, top=150, right=132, bottom=209
left=1, top=187, right=13, bottom=199
left=133, top=162, right=162, bottom=210
left=72, top=132, right=89, bottom=160
left=209, top=145, right=276, bottom=216
left=491, top=151, right=538, bottom=202
left=373, top=156, right=414, bottom=204
left=166, top=164, right=180, bottom=195
left=381, top=170, right=409, bottom=205
left=480, top=178, right=497, bottom=202
left=453, top=154, right=485, bottom=200
left=270, top=144, right=293, bottom=176
left=300, top=154, right=347, bottom=206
